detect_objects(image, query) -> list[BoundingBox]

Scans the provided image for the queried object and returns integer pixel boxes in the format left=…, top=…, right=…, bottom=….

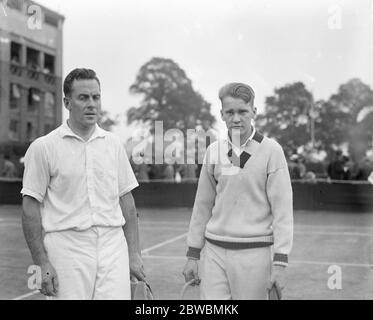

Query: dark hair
left=218, top=83, right=255, bottom=105
left=63, top=68, right=100, bottom=97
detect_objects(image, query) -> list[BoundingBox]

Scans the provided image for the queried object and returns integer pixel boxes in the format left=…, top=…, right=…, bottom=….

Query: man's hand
left=40, top=262, right=59, bottom=297
left=129, top=252, right=146, bottom=282
left=182, top=259, right=200, bottom=285
left=267, top=265, right=287, bottom=292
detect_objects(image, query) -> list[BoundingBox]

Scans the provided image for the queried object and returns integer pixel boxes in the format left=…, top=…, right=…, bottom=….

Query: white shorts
left=44, top=226, right=130, bottom=300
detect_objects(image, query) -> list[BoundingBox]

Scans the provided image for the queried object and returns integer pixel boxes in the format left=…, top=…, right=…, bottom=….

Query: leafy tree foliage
left=327, top=79, right=373, bottom=160
left=98, top=110, right=118, bottom=131
left=256, top=79, right=373, bottom=162
left=127, top=57, right=215, bottom=134
left=256, top=82, right=313, bottom=155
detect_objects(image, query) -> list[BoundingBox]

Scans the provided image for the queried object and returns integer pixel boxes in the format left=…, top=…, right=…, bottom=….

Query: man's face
left=64, top=79, right=101, bottom=129
left=220, top=96, right=256, bottom=139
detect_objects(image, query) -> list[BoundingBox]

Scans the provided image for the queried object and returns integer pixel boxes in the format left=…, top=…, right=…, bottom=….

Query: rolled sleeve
left=118, top=143, right=139, bottom=197
left=21, top=138, right=50, bottom=203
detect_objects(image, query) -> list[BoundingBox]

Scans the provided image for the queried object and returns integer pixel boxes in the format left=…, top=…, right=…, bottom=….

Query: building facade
left=0, top=0, right=64, bottom=143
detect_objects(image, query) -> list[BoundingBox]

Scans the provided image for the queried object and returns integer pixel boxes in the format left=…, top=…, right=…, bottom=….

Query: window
left=26, top=121, right=37, bottom=141
left=10, top=119, right=18, bottom=131
left=7, top=0, right=23, bottom=11
left=9, top=119, right=19, bottom=141
left=43, top=54, right=55, bottom=74
left=10, top=42, right=22, bottom=64
left=44, top=14, right=59, bottom=28
left=26, top=122, right=32, bottom=140
left=44, top=92, right=55, bottom=118
left=10, top=84, right=21, bottom=109
left=26, top=47, right=41, bottom=70
left=28, top=88, right=40, bottom=112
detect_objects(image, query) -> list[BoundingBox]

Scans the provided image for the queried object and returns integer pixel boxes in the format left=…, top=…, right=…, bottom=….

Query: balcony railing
left=9, top=63, right=57, bottom=85
left=27, top=68, right=40, bottom=80
left=9, top=100, right=19, bottom=110
left=10, top=63, right=23, bottom=76
left=44, top=73, right=56, bottom=85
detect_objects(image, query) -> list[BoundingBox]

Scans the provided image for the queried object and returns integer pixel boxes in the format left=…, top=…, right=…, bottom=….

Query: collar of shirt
left=227, top=127, right=256, bottom=155
left=59, top=120, right=106, bottom=142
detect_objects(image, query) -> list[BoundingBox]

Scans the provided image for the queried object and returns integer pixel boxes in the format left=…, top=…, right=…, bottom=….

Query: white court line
left=141, top=224, right=186, bottom=229
left=295, top=224, right=373, bottom=231
left=142, top=255, right=373, bottom=268
left=291, top=260, right=373, bottom=268
left=0, top=217, right=20, bottom=222
left=12, top=232, right=188, bottom=300
left=141, top=222, right=373, bottom=231
left=0, top=218, right=19, bottom=222
left=140, top=224, right=373, bottom=237
left=140, top=220, right=189, bottom=227
left=141, top=233, right=188, bottom=255
left=0, top=223, right=21, bottom=228
left=295, top=230, right=373, bottom=237
left=141, top=227, right=373, bottom=237
left=12, top=290, right=39, bottom=301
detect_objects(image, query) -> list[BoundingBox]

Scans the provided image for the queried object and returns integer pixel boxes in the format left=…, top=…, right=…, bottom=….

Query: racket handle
left=179, top=279, right=200, bottom=300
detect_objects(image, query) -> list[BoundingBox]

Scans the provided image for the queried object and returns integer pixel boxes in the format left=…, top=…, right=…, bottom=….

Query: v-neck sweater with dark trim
left=187, top=133, right=293, bottom=266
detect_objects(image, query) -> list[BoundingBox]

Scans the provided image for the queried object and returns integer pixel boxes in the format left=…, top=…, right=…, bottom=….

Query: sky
left=35, top=0, right=373, bottom=141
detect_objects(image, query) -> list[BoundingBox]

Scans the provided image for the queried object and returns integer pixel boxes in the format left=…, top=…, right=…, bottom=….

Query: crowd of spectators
left=287, top=148, right=373, bottom=183
left=131, top=161, right=200, bottom=183
left=2, top=145, right=372, bottom=184
left=129, top=146, right=373, bottom=184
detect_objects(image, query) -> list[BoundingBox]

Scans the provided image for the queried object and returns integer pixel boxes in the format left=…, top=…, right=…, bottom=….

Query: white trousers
left=44, top=226, right=130, bottom=300
left=200, top=241, right=272, bottom=300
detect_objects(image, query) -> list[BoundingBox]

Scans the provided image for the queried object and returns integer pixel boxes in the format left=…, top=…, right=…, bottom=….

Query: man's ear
left=220, top=109, right=224, bottom=121
left=63, top=97, right=70, bottom=111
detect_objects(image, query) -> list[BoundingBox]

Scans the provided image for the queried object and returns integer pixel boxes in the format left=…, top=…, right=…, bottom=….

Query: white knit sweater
left=187, top=132, right=293, bottom=267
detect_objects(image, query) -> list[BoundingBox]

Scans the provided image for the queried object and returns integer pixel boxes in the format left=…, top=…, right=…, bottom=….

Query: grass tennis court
left=1, top=205, right=373, bottom=300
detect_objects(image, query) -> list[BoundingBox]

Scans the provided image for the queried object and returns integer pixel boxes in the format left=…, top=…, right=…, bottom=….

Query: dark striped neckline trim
left=253, top=131, right=264, bottom=143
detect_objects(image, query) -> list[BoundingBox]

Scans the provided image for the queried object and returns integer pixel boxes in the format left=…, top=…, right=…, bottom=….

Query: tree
left=256, top=78, right=373, bottom=163
left=256, top=82, right=314, bottom=155
left=127, top=57, right=215, bottom=134
left=98, top=110, right=118, bottom=131
left=311, top=98, right=349, bottom=156
left=326, top=79, right=373, bottom=161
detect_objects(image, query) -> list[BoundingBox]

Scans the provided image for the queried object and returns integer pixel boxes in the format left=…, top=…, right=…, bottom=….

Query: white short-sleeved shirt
left=21, top=121, right=139, bottom=232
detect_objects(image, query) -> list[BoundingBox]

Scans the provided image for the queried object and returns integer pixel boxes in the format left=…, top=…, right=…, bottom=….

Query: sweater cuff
left=273, top=253, right=288, bottom=267
left=186, top=247, right=202, bottom=260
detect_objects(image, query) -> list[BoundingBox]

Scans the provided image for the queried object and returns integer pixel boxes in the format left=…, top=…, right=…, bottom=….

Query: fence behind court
left=2, top=178, right=373, bottom=212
